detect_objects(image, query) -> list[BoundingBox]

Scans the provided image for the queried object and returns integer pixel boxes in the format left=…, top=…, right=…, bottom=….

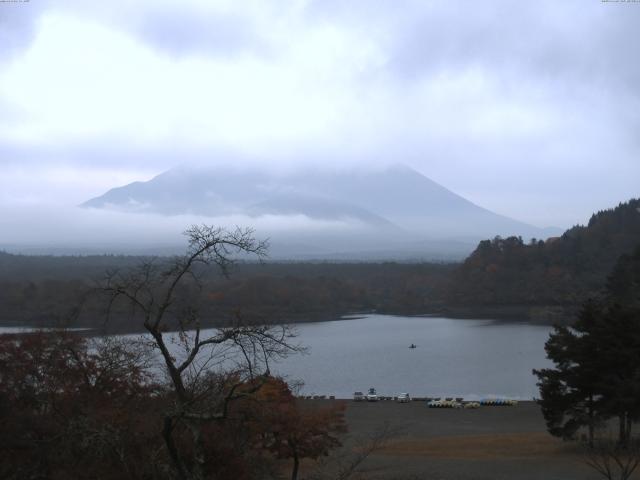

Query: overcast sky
left=1, top=0, right=639, bottom=232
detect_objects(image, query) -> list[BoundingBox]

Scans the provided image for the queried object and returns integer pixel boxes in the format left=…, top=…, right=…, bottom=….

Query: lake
left=0, top=315, right=553, bottom=400
left=270, top=315, right=553, bottom=400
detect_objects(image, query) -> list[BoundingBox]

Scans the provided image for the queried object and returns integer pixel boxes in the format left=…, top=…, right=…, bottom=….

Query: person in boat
left=409, top=343, right=417, bottom=349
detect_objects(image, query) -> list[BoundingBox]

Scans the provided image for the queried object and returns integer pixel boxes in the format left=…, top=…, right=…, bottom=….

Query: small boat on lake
left=409, top=343, right=417, bottom=349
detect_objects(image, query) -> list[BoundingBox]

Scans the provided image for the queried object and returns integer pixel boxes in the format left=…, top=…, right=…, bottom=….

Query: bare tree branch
left=96, top=225, right=296, bottom=480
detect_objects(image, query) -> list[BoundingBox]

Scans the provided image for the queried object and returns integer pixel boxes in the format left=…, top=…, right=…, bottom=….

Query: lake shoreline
left=1, top=314, right=552, bottom=401
left=0, top=304, right=573, bottom=335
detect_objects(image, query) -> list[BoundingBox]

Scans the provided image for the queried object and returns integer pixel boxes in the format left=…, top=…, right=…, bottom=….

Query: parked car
left=366, top=387, right=378, bottom=402
left=353, top=391, right=364, bottom=401
left=397, top=393, right=411, bottom=403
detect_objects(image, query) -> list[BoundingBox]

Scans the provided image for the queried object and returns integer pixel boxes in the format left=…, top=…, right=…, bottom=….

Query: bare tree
left=101, top=225, right=302, bottom=480
left=306, top=422, right=401, bottom=480
left=584, top=439, right=640, bottom=480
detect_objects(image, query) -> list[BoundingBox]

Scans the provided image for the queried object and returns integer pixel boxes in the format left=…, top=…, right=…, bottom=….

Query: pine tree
left=534, top=300, right=605, bottom=446
left=534, top=245, right=640, bottom=446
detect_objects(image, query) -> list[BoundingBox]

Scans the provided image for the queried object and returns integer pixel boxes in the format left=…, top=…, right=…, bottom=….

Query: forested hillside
left=448, top=199, right=640, bottom=312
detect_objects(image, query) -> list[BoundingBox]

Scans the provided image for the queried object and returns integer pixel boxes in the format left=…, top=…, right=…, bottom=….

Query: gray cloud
left=132, top=7, right=267, bottom=58
left=305, top=0, right=640, bottom=88
left=0, top=0, right=639, bottom=231
left=0, top=1, right=270, bottom=64
left=0, top=2, right=45, bottom=61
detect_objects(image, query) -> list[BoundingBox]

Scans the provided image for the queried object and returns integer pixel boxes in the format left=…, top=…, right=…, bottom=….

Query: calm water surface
left=271, top=315, right=553, bottom=399
left=0, top=315, right=553, bottom=400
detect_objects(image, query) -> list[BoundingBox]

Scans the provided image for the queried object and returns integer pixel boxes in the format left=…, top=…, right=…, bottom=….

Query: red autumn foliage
left=241, top=377, right=347, bottom=480
left=0, top=333, right=346, bottom=480
left=0, top=331, right=165, bottom=480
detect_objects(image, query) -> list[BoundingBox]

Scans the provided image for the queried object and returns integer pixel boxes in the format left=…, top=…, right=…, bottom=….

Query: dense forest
left=0, top=253, right=454, bottom=332
left=447, top=198, right=640, bottom=320
left=1, top=198, right=638, bottom=331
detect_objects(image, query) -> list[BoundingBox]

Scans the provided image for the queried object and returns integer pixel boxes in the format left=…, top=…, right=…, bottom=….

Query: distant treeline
left=1, top=198, right=639, bottom=331
left=0, top=254, right=454, bottom=332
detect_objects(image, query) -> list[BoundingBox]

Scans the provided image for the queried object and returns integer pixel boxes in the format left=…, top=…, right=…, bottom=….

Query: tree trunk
left=619, top=413, right=628, bottom=447
left=188, top=421, right=206, bottom=480
left=290, top=444, right=299, bottom=480
left=163, top=417, right=188, bottom=480
left=588, top=396, right=595, bottom=448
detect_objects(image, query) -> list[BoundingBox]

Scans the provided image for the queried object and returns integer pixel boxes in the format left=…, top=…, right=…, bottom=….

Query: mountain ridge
left=82, top=164, right=560, bottom=258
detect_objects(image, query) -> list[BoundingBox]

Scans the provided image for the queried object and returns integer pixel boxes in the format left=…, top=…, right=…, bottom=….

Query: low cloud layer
left=0, top=204, right=405, bottom=258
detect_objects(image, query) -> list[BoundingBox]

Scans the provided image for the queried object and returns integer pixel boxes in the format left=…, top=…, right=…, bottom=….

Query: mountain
left=448, top=198, right=640, bottom=309
left=82, top=164, right=559, bottom=259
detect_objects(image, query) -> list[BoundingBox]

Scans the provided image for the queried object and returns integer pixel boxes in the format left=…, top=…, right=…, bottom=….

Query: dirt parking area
left=310, top=400, right=630, bottom=480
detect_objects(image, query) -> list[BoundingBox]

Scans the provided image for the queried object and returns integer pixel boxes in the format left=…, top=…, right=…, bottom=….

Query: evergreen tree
left=607, top=246, right=640, bottom=309
left=534, top=300, right=605, bottom=446
left=534, top=246, right=640, bottom=446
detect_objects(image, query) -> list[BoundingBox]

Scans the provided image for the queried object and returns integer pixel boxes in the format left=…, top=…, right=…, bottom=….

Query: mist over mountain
left=81, top=164, right=559, bottom=259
